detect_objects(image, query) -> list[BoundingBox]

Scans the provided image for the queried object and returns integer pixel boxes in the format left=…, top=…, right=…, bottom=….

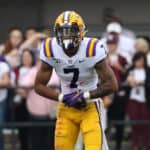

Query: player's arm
left=90, top=59, right=118, bottom=98
left=68, top=58, right=118, bottom=106
left=34, top=61, right=59, bottom=101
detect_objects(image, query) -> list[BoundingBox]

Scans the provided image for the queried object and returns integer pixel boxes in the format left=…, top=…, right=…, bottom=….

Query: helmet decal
left=63, top=11, right=71, bottom=24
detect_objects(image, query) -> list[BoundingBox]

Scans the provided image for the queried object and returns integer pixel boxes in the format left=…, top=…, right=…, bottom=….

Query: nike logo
left=79, top=60, right=85, bottom=63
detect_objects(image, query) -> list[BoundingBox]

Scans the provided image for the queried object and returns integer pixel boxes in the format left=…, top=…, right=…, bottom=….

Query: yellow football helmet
left=54, top=10, right=87, bottom=50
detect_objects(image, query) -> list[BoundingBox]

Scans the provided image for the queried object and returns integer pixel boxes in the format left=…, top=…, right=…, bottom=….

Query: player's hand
left=69, top=91, right=87, bottom=109
left=63, top=91, right=86, bottom=109
left=59, top=91, right=90, bottom=109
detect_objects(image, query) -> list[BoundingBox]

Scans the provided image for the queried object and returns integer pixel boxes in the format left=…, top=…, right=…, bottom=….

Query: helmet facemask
left=55, top=23, right=81, bottom=50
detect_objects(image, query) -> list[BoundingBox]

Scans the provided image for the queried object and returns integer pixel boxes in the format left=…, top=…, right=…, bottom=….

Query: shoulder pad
left=86, top=38, right=99, bottom=57
left=43, top=38, right=54, bottom=57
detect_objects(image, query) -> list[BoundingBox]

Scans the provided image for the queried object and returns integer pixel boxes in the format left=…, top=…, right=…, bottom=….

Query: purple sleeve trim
left=49, top=38, right=54, bottom=57
left=86, top=39, right=92, bottom=57
left=43, top=40, right=47, bottom=56
left=93, top=40, right=99, bottom=56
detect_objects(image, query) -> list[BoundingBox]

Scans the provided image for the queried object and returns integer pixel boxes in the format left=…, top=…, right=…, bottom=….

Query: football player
left=35, top=10, right=118, bottom=150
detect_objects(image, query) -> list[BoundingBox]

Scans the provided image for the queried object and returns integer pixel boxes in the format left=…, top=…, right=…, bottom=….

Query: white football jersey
left=40, top=37, right=108, bottom=94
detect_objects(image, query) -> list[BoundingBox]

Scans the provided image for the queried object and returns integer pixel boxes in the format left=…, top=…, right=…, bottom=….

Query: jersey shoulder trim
left=86, top=38, right=99, bottom=57
left=43, top=38, right=54, bottom=57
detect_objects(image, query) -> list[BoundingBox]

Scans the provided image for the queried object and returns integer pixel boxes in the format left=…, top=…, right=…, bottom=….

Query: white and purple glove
left=58, top=91, right=90, bottom=109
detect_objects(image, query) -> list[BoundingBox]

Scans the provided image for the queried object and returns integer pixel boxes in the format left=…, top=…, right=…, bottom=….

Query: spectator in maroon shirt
left=106, top=33, right=128, bottom=150
left=106, top=33, right=127, bottom=83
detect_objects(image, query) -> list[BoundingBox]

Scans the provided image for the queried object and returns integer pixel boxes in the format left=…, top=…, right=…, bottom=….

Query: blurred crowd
left=103, top=24, right=150, bottom=150
left=0, top=8, right=150, bottom=150
left=0, top=27, right=60, bottom=150
left=101, top=8, right=150, bottom=150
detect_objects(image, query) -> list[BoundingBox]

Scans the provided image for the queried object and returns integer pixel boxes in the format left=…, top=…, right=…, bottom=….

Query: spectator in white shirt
left=0, top=59, right=10, bottom=150
left=127, top=52, right=150, bottom=150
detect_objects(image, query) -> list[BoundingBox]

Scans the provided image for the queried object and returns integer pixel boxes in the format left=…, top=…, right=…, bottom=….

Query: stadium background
left=0, top=0, right=150, bottom=41
left=0, top=0, right=150, bottom=150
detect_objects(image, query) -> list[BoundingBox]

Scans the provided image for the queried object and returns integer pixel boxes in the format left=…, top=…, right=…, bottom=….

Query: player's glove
left=58, top=91, right=90, bottom=109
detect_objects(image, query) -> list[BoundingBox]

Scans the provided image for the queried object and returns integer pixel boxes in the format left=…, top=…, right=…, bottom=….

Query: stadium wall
left=0, top=0, right=150, bottom=41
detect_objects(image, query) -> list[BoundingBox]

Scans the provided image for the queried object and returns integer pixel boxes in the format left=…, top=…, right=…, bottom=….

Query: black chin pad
left=67, top=43, right=74, bottom=49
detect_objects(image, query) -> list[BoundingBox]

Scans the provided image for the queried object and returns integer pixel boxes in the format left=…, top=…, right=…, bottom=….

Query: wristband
left=58, top=93, right=64, bottom=102
left=83, top=91, right=90, bottom=100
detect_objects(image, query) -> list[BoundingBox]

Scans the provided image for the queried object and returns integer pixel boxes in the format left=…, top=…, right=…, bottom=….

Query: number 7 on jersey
left=64, top=68, right=79, bottom=88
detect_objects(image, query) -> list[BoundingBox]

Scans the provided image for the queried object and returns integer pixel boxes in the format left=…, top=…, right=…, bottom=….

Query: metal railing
left=1, top=120, right=150, bottom=128
left=0, top=85, right=150, bottom=150
left=1, top=120, right=150, bottom=150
